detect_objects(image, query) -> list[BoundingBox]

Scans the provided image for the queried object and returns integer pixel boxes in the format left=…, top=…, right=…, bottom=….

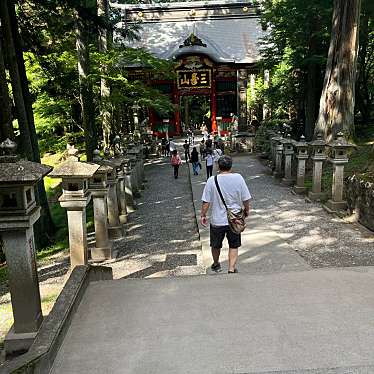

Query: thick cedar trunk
left=0, top=32, right=14, bottom=141
left=314, top=0, right=361, bottom=141
left=0, top=0, right=33, bottom=159
left=76, top=9, right=96, bottom=161
left=1, top=1, right=55, bottom=247
left=97, top=0, right=111, bottom=148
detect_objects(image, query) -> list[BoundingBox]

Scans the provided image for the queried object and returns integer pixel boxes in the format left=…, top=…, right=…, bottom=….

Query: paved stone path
left=190, top=151, right=374, bottom=272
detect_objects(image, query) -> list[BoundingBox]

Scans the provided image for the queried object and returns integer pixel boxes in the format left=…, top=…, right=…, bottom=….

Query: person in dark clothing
left=205, top=135, right=213, bottom=150
left=190, top=147, right=200, bottom=175
left=183, top=140, right=190, bottom=161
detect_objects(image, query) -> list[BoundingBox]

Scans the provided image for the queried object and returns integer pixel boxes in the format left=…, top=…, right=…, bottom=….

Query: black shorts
left=210, top=225, right=241, bottom=249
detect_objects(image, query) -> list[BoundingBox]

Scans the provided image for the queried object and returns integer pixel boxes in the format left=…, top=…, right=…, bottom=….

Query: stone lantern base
left=90, top=244, right=113, bottom=262
left=307, top=191, right=327, bottom=201
left=281, top=177, right=294, bottom=186
left=293, top=185, right=307, bottom=194
left=324, top=199, right=347, bottom=212
left=4, top=326, right=39, bottom=358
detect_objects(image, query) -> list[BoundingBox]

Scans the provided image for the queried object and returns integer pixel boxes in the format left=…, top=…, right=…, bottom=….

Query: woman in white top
left=205, top=149, right=214, bottom=179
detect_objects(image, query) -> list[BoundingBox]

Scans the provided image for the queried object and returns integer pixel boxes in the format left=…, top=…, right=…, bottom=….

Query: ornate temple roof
left=112, top=0, right=266, bottom=64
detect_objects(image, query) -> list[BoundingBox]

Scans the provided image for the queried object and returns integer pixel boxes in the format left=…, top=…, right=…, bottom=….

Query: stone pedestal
left=107, top=178, right=124, bottom=240
left=128, top=153, right=140, bottom=198
left=117, top=171, right=128, bottom=224
left=2, top=211, right=43, bottom=356
left=61, top=197, right=90, bottom=267
left=325, top=161, right=348, bottom=211
left=124, top=159, right=136, bottom=213
left=308, top=158, right=326, bottom=201
left=274, top=143, right=284, bottom=178
left=91, top=190, right=112, bottom=260
left=280, top=135, right=294, bottom=185
left=293, top=155, right=308, bottom=194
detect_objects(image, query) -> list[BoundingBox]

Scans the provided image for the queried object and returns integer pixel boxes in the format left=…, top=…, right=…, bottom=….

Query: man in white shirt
left=200, top=155, right=251, bottom=273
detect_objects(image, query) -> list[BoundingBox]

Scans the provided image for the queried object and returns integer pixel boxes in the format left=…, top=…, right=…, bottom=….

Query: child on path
left=171, top=149, right=182, bottom=179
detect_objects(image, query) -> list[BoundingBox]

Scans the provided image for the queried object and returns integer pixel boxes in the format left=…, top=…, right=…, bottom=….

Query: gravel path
left=107, top=142, right=204, bottom=279
left=235, top=154, right=374, bottom=268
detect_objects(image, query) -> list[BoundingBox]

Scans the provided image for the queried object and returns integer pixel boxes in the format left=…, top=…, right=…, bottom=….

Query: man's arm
left=200, top=201, right=210, bottom=226
left=243, top=199, right=251, bottom=217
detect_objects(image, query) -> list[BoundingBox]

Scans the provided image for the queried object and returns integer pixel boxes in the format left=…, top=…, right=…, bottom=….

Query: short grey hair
left=218, top=155, right=232, bottom=171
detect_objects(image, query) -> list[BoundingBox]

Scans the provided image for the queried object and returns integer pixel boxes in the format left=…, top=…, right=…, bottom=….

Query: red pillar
left=211, top=75, right=217, bottom=133
left=173, top=85, right=181, bottom=135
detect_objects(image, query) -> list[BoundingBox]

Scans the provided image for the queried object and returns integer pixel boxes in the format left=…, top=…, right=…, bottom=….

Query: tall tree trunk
left=76, top=8, right=96, bottom=161
left=97, top=0, right=111, bottom=149
left=1, top=1, right=55, bottom=247
left=314, top=0, right=361, bottom=141
left=0, top=0, right=33, bottom=159
left=0, top=32, right=14, bottom=141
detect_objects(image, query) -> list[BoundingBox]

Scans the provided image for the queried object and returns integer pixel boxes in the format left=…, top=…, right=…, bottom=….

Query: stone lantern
left=293, top=135, right=309, bottom=194
left=273, top=135, right=284, bottom=178
left=49, top=156, right=99, bottom=268
left=97, top=156, right=125, bottom=240
left=0, top=139, right=51, bottom=356
left=112, top=150, right=128, bottom=224
left=280, top=134, right=295, bottom=186
left=269, top=131, right=281, bottom=168
left=308, top=133, right=327, bottom=201
left=325, top=132, right=355, bottom=212
left=127, top=145, right=141, bottom=197
left=89, top=153, right=113, bottom=261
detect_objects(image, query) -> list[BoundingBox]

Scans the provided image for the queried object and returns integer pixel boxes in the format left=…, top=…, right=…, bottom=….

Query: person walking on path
left=213, top=147, right=222, bottom=168
left=171, top=149, right=182, bottom=179
left=205, top=149, right=214, bottom=179
left=190, top=147, right=200, bottom=175
left=200, top=155, right=251, bottom=273
left=165, top=139, right=170, bottom=157
left=200, top=139, right=205, bottom=159
left=183, top=140, right=190, bottom=161
left=169, top=138, right=176, bottom=154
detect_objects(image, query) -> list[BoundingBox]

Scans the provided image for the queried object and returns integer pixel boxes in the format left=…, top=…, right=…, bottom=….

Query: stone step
left=51, top=267, right=374, bottom=373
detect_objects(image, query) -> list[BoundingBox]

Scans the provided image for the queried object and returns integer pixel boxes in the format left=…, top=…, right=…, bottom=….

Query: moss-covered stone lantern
left=308, top=134, right=327, bottom=201
left=0, top=139, right=51, bottom=356
left=49, top=156, right=99, bottom=268
left=325, top=132, right=355, bottom=212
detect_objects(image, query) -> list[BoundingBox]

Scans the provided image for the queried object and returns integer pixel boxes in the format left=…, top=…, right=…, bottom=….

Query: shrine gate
left=112, top=0, right=266, bottom=136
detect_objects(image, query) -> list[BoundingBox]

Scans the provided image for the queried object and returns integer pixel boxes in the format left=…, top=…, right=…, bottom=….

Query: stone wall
left=345, top=175, right=374, bottom=231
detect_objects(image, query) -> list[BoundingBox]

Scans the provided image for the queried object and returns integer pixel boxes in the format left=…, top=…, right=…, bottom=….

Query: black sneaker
left=228, top=269, right=238, bottom=274
left=211, top=262, right=221, bottom=272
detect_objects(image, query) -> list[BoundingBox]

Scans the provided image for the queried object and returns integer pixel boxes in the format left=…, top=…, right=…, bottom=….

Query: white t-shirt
left=205, top=154, right=214, bottom=166
left=201, top=173, right=252, bottom=226
left=169, top=141, right=176, bottom=152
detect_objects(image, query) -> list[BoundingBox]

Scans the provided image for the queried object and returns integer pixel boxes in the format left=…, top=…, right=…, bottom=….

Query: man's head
left=185, top=140, right=187, bottom=144
left=218, top=155, right=232, bottom=171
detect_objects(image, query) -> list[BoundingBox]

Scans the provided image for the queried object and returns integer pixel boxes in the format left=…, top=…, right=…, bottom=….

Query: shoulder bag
left=214, top=175, right=246, bottom=234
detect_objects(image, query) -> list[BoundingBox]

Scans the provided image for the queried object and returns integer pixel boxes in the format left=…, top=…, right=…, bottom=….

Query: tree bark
left=97, top=0, right=111, bottom=149
left=0, top=0, right=33, bottom=159
left=76, top=7, right=96, bottom=161
left=0, top=31, right=14, bottom=141
left=314, top=0, right=361, bottom=141
left=1, top=1, right=55, bottom=247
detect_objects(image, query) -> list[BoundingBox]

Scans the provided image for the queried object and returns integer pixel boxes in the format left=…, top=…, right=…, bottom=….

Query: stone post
left=124, top=157, right=136, bottom=212
left=128, top=146, right=141, bottom=197
left=293, top=136, right=309, bottom=194
left=281, top=134, right=295, bottom=186
left=324, top=133, right=354, bottom=212
left=274, top=138, right=284, bottom=178
left=50, top=157, right=99, bottom=268
left=89, top=156, right=113, bottom=260
left=0, top=139, right=51, bottom=356
left=237, top=69, right=248, bottom=131
left=308, top=134, right=327, bottom=201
